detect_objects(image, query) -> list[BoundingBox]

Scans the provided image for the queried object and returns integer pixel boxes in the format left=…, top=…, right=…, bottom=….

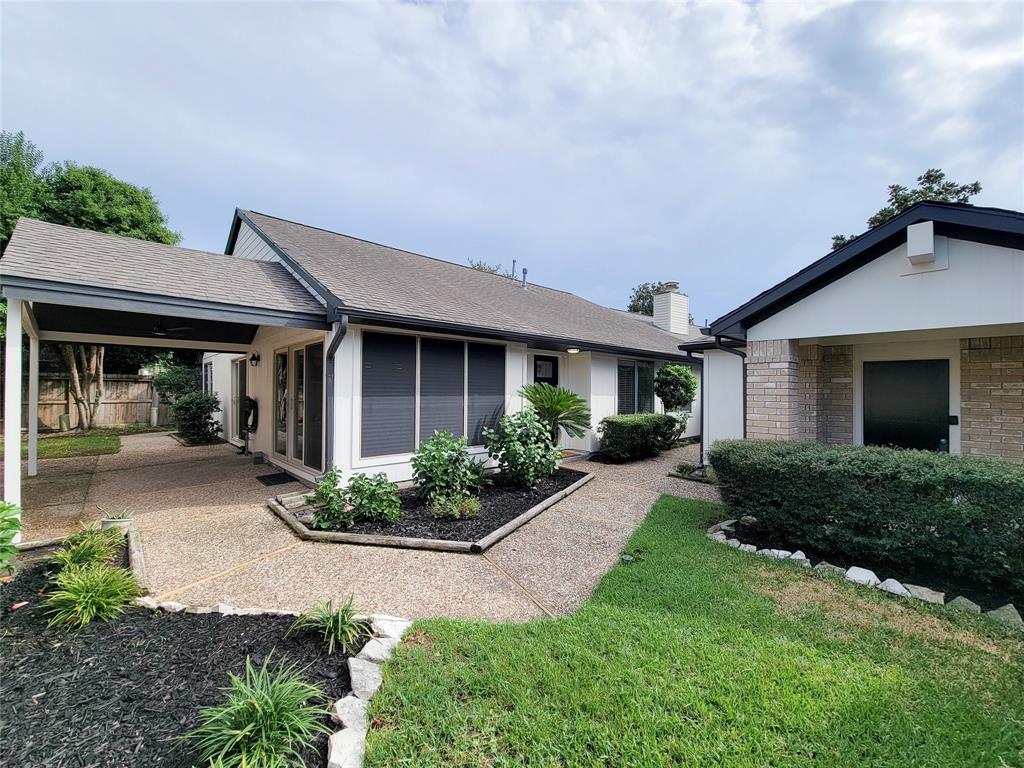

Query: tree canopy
left=626, top=281, right=672, bottom=316
left=831, top=169, right=981, bottom=250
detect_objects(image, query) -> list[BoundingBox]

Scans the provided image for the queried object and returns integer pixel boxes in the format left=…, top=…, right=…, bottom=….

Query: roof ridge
left=243, top=209, right=581, bottom=297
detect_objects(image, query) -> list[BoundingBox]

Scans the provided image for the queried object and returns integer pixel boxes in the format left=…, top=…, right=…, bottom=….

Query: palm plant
left=518, top=382, right=592, bottom=446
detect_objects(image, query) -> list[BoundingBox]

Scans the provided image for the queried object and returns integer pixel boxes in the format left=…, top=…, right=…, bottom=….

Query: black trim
left=708, top=202, right=1024, bottom=340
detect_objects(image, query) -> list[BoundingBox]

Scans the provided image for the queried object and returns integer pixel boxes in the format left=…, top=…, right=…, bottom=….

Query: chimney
left=653, top=281, right=689, bottom=334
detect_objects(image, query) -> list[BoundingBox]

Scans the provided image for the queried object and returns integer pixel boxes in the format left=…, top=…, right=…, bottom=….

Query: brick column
left=961, top=336, right=1024, bottom=464
left=747, top=339, right=801, bottom=440
left=798, top=344, right=823, bottom=441
left=821, top=345, right=853, bottom=444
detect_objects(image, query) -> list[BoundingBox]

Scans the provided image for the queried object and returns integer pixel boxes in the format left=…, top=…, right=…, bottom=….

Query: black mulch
left=304, top=467, right=588, bottom=541
left=730, top=519, right=1023, bottom=611
left=0, top=561, right=363, bottom=768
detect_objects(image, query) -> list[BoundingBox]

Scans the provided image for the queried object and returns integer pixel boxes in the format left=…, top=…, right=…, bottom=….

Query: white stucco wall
left=701, top=348, right=745, bottom=459
left=202, top=353, right=235, bottom=440
left=749, top=237, right=1024, bottom=342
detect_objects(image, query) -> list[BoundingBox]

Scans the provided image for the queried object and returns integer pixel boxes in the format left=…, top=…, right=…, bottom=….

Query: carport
left=1, top=218, right=330, bottom=510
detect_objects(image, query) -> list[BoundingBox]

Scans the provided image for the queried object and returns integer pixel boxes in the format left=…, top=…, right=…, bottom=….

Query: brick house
left=684, top=202, right=1024, bottom=464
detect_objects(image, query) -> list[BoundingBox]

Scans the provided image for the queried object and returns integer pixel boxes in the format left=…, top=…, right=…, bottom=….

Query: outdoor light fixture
left=249, top=352, right=261, bottom=367
left=566, top=347, right=580, bottom=354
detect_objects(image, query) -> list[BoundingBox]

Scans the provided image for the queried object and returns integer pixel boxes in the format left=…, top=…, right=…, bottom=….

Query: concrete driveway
left=15, top=433, right=717, bottom=621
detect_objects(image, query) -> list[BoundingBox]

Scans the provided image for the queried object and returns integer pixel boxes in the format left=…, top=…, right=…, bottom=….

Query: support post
left=28, top=335, right=39, bottom=477
left=4, top=299, right=23, bottom=508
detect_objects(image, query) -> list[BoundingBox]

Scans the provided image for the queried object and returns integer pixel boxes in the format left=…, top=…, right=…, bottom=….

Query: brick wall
left=820, top=345, right=853, bottom=444
left=961, top=335, right=1024, bottom=464
left=746, top=339, right=800, bottom=440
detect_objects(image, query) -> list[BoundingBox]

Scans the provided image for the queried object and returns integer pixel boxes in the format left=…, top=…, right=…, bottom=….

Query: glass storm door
left=863, top=359, right=949, bottom=451
left=273, top=342, right=324, bottom=471
left=231, top=357, right=247, bottom=440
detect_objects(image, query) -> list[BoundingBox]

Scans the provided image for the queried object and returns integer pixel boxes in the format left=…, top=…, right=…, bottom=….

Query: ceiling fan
left=151, top=318, right=194, bottom=337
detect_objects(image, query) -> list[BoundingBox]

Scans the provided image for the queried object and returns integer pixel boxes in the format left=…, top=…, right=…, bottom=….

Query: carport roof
left=0, top=218, right=327, bottom=324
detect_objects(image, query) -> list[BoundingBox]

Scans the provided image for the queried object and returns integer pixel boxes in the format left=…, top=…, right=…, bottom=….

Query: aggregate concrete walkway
left=15, top=434, right=717, bottom=621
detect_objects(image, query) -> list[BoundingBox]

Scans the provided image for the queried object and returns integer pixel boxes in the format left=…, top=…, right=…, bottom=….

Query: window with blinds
left=360, top=332, right=505, bottom=457
left=617, top=359, right=656, bottom=415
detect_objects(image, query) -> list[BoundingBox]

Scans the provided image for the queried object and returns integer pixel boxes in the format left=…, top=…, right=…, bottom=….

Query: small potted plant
left=99, top=507, right=133, bottom=531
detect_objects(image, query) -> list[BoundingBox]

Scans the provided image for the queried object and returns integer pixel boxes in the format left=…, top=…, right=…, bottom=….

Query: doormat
left=256, top=472, right=297, bottom=487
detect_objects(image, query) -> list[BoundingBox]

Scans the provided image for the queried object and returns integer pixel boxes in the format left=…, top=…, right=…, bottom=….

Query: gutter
left=323, top=312, right=349, bottom=474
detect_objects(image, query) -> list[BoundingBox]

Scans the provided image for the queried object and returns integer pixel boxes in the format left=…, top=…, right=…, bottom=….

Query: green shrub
left=345, top=472, right=401, bottom=523
left=431, top=495, right=481, bottom=520
left=45, top=564, right=142, bottom=629
left=286, top=596, right=366, bottom=655
left=172, top=391, right=222, bottom=444
left=306, top=469, right=401, bottom=529
left=184, top=655, right=329, bottom=768
left=519, top=383, right=592, bottom=445
left=411, top=431, right=485, bottom=508
left=484, top=408, right=560, bottom=488
left=598, top=413, right=679, bottom=462
left=654, top=364, right=698, bottom=413
left=709, top=440, right=1024, bottom=592
left=153, top=364, right=200, bottom=404
left=0, top=502, right=21, bottom=575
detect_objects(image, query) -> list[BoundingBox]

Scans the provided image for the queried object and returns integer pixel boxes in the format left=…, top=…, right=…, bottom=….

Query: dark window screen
left=617, top=361, right=636, bottom=414
left=420, top=338, right=465, bottom=442
left=468, top=343, right=505, bottom=445
left=361, top=332, right=416, bottom=457
left=637, top=361, right=656, bottom=413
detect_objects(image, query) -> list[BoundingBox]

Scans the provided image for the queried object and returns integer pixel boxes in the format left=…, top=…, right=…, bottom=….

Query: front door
left=273, top=340, right=324, bottom=471
left=863, top=359, right=949, bottom=451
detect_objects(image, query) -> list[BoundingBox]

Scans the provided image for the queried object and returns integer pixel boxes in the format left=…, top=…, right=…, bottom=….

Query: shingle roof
left=1, top=217, right=325, bottom=317
left=242, top=211, right=697, bottom=358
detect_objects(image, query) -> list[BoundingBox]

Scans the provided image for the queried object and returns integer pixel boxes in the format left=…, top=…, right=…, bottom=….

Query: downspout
left=323, top=312, right=349, bottom=475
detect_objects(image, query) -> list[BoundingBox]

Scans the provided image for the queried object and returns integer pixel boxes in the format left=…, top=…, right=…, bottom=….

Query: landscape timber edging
left=268, top=472, right=595, bottom=554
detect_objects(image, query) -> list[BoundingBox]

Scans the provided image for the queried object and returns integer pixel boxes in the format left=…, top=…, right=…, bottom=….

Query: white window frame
left=272, top=338, right=327, bottom=471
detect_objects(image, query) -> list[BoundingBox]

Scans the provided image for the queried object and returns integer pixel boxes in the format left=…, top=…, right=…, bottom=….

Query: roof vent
left=907, top=221, right=935, bottom=265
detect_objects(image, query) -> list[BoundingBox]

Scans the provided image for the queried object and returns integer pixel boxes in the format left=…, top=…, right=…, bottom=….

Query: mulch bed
left=731, top=519, right=1023, bottom=611
left=303, top=467, right=587, bottom=541
left=1, top=560, right=362, bottom=767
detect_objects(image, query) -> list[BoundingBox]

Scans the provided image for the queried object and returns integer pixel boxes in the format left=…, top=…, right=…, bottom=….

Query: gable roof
left=230, top=209, right=697, bottom=359
left=707, top=202, right=1024, bottom=341
left=0, top=217, right=328, bottom=325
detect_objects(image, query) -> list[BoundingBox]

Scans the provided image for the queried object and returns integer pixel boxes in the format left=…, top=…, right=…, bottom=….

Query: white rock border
left=706, top=518, right=1022, bottom=632
left=130, top=596, right=413, bottom=768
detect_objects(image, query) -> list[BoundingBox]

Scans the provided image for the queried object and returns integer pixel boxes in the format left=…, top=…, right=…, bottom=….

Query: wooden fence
left=22, top=373, right=174, bottom=431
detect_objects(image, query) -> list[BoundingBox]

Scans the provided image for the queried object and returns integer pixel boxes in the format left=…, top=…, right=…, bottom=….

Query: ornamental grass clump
left=484, top=408, right=560, bottom=488
left=50, top=524, right=123, bottom=571
left=44, top=564, right=142, bottom=629
left=286, top=595, right=366, bottom=655
left=184, top=655, right=329, bottom=768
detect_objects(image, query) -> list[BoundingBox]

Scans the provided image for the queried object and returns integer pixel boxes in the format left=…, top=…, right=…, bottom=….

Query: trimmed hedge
left=709, top=439, right=1024, bottom=592
left=598, top=413, right=678, bottom=463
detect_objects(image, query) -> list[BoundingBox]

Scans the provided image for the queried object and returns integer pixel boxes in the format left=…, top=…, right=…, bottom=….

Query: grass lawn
left=367, top=496, right=1024, bottom=768
left=2, top=433, right=121, bottom=459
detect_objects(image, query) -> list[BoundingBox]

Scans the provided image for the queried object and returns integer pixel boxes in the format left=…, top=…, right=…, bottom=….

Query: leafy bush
left=412, top=431, right=486, bottom=507
left=45, top=564, right=142, bottom=629
left=598, top=413, right=679, bottom=462
left=345, top=472, right=401, bottom=523
left=306, top=469, right=400, bottom=529
left=286, top=596, right=366, bottom=655
left=484, top=408, right=560, bottom=488
left=0, top=502, right=21, bottom=575
left=184, top=655, right=329, bottom=768
left=153, top=364, right=200, bottom=404
left=654, top=364, right=698, bottom=413
left=709, top=440, right=1024, bottom=592
left=172, top=391, right=222, bottom=444
left=431, top=495, right=481, bottom=520
left=519, top=383, right=592, bottom=445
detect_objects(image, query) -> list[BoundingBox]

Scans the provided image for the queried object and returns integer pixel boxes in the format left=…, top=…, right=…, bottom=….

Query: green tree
left=0, top=131, right=48, bottom=249
left=468, top=258, right=515, bottom=278
left=626, top=281, right=671, bottom=316
left=832, top=169, right=982, bottom=250
left=654, top=365, right=698, bottom=412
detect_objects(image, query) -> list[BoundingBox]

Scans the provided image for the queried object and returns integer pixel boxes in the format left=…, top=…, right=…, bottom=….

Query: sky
left=2, top=1, right=1022, bottom=325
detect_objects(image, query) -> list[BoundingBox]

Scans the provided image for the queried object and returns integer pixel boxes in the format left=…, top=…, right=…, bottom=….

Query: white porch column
left=4, top=299, right=23, bottom=508
left=28, top=334, right=39, bottom=477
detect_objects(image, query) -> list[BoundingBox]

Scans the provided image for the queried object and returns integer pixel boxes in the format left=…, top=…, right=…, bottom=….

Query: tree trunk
left=61, top=343, right=104, bottom=431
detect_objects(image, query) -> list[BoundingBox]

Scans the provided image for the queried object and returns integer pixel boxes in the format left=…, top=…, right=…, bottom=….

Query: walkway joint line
left=482, top=552, right=556, bottom=619
left=154, top=541, right=301, bottom=601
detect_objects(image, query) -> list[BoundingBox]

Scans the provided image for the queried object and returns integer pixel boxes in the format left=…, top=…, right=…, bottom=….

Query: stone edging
left=706, top=518, right=1024, bottom=632
left=130, top=595, right=412, bottom=768
left=268, top=473, right=595, bottom=554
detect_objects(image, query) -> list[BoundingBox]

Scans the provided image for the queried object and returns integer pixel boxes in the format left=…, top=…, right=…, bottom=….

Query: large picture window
left=617, top=359, right=656, bottom=415
left=361, top=332, right=505, bottom=458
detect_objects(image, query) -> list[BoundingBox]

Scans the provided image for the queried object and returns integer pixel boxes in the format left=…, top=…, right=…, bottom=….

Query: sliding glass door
left=230, top=357, right=248, bottom=440
left=273, top=340, right=324, bottom=472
